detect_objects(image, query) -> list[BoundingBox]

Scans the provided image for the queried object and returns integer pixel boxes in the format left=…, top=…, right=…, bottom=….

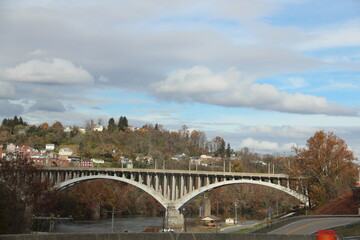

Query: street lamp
left=160, top=208, right=166, bottom=230
left=234, top=202, right=238, bottom=225
left=182, top=207, right=187, bottom=232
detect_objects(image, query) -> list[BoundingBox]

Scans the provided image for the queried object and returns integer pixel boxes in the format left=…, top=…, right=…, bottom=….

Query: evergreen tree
left=226, top=143, right=232, bottom=158
left=118, top=116, right=128, bottom=131
left=13, top=116, right=19, bottom=125
left=218, top=139, right=226, bottom=157
left=108, top=118, right=116, bottom=132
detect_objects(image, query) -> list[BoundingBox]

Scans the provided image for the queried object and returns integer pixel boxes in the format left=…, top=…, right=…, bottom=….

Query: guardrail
left=250, top=214, right=360, bottom=234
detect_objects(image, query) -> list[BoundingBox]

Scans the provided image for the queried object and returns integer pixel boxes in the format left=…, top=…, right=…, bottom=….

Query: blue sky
left=0, top=0, right=360, bottom=158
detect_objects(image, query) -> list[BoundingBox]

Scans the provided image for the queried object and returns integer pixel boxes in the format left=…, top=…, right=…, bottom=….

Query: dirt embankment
left=311, top=189, right=360, bottom=215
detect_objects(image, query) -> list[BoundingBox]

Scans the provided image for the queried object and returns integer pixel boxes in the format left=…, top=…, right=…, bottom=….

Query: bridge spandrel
left=41, top=167, right=307, bottom=206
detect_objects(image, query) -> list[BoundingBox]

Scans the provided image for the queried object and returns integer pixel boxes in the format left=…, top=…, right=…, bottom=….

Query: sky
left=0, top=0, right=360, bottom=158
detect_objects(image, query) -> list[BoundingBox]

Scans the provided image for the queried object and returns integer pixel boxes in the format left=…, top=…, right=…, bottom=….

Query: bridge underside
left=42, top=168, right=309, bottom=230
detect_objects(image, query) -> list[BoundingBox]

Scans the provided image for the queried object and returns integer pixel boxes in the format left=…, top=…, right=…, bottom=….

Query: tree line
left=0, top=116, right=358, bottom=233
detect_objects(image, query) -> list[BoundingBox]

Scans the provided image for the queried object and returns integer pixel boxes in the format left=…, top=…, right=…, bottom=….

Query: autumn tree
left=232, top=161, right=243, bottom=172
left=179, top=125, right=189, bottom=139
left=51, top=121, right=63, bottom=130
left=0, top=156, right=56, bottom=233
left=288, top=131, right=358, bottom=207
left=40, top=122, right=49, bottom=129
left=236, top=147, right=261, bottom=172
left=210, top=136, right=225, bottom=157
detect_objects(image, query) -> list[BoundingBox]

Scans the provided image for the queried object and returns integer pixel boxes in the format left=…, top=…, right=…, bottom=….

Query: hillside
left=311, top=189, right=360, bottom=215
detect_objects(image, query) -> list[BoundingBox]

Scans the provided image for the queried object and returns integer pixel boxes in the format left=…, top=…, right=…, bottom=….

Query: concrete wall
left=0, top=233, right=315, bottom=240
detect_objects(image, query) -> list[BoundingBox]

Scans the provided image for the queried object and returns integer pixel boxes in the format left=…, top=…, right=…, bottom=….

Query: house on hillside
left=91, top=158, right=105, bottom=165
left=78, top=127, right=86, bottom=134
left=59, top=148, right=73, bottom=160
left=48, top=158, right=70, bottom=167
left=92, top=124, right=104, bottom=132
left=6, top=143, right=16, bottom=152
left=200, top=155, right=212, bottom=161
left=30, top=153, right=47, bottom=166
left=190, top=157, right=201, bottom=166
left=64, top=126, right=72, bottom=133
left=80, top=159, right=93, bottom=167
left=171, top=153, right=187, bottom=161
left=45, top=144, right=55, bottom=151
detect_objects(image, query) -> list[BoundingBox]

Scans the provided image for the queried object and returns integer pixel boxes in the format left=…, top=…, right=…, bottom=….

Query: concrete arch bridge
left=40, top=167, right=308, bottom=229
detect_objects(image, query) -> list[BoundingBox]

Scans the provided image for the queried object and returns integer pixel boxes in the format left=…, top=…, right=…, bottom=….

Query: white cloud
left=98, top=75, right=109, bottom=82
left=242, top=125, right=317, bottom=139
left=299, top=20, right=360, bottom=50
left=28, top=49, right=47, bottom=56
left=210, top=0, right=279, bottom=22
left=1, top=58, right=94, bottom=84
left=153, top=66, right=356, bottom=116
left=240, top=137, right=296, bottom=152
left=154, top=66, right=237, bottom=94
left=241, top=137, right=278, bottom=151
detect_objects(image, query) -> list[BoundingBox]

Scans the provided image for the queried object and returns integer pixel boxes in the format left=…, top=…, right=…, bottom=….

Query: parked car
left=160, top=228, right=174, bottom=232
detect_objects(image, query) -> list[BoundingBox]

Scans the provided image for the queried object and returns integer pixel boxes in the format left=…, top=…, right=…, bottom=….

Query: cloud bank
left=153, top=66, right=357, bottom=116
left=1, top=58, right=94, bottom=84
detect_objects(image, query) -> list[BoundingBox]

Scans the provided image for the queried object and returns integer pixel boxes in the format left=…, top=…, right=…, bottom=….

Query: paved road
left=268, top=217, right=360, bottom=235
left=220, top=221, right=260, bottom=233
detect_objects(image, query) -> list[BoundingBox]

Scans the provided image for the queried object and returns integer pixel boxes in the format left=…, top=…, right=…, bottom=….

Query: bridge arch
left=174, top=179, right=309, bottom=210
left=58, top=175, right=170, bottom=208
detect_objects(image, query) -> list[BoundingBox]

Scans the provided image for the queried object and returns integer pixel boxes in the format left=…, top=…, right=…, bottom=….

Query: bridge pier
left=166, top=204, right=184, bottom=230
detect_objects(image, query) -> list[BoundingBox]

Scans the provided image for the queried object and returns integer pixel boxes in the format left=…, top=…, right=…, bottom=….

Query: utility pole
left=182, top=207, right=187, bottom=232
left=234, top=202, right=237, bottom=225
left=273, top=163, right=275, bottom=174
left=106, top=208, right=122, bottom=232
left=111, top=207, right=115, bottom=233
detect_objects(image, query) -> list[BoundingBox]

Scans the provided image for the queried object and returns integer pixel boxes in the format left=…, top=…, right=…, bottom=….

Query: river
left=55, top=217, right=163, bottom=233
left=54, top=216, right=259, bottom=233
left=55, top=216, right=190, bottom=233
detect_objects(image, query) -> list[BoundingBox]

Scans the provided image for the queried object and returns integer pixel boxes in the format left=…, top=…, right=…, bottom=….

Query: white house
left=200, top=154, right=213, bottom=161
left=64, top=126, right=72, bottom=133
left=45, top=144, right=55, bottom=151
left=7, top=143, right=16, bottom=152
left=225, top=218, right=237, bottom=225
left=92, top=125, right=104, bottom=132
left=59, top=148, right=73, bottom=160
left=91, top=158, right=105, bottom=164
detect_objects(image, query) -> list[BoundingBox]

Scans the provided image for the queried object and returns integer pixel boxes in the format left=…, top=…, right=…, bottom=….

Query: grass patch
left=230, top=223, right=267, bottom=234
left=254, top=218, right=300, bottom=233
left=326, top=222, right=360, bottom=237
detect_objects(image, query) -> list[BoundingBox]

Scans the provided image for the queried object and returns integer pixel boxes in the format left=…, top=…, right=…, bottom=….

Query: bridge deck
left=42, top=167, right=293, bottom=179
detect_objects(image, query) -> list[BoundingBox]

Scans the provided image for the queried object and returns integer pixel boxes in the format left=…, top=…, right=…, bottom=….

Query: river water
left=55, top=216, right=199, bottom=233
left=55, top=216, right=258, bottom=233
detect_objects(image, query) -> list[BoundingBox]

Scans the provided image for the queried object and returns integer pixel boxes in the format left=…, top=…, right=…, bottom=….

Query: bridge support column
left=166, top=204, right=184, bottom=230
